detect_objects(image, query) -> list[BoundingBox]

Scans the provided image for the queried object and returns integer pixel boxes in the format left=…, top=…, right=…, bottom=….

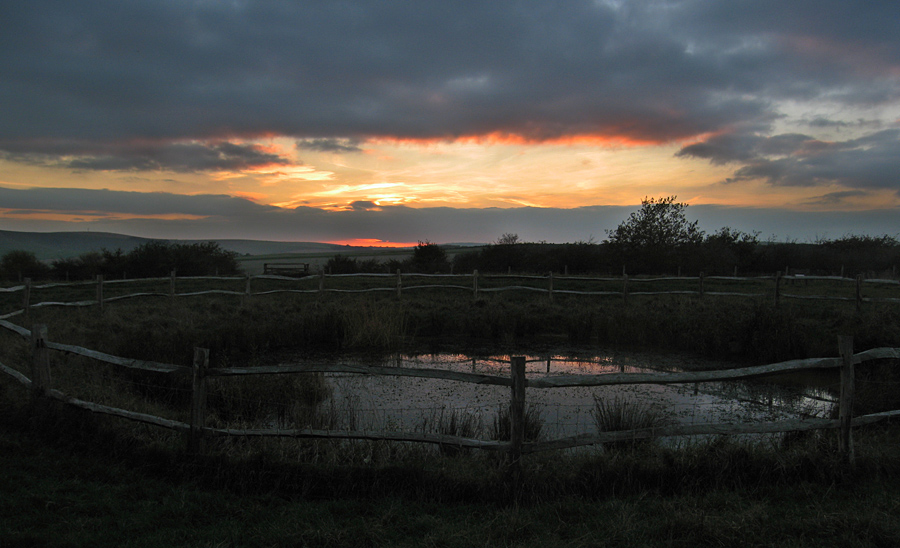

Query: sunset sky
left=2, top=1, right=899, bottom=245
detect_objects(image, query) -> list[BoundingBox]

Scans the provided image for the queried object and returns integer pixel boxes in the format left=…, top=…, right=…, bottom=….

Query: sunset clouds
left=1, top=1, right=899, bottom=242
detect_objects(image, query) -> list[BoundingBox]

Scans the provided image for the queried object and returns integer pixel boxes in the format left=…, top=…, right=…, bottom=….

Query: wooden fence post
left=30, top=324, right=51, bottom=400
left=838, top=336, right=855, bottom=465
left=623, top=273, right=629, bottom=306
left=396, top=269, right=402, bottom=299
left=774, top=271, right=782, bottom=307
left=189, top=347, right=209, bottom=454
left=244, top=275, right=252, bottom=302
left=96, top=275, right=104, bottom=312
left=699, top=272, right=705, bottom=299
left=473, top=270, right=479, bottom=299
left=856, top=275, right=863, bottom=312
left=548, top=271, right=554, bottom=302
left=23, top=277, right=31, bottom=324
left=319, top=271, right=325, bottom=295
left=170, top=270, right=176, bottom=301
left=509, top=356, right=527, bottom=468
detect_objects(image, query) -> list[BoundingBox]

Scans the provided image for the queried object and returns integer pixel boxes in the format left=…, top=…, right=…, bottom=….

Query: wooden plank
left=206, top=426, right=508, bottom=450
left=526, top=356, right=843, bottom=388
left=402, top=284, right=472, bottom=291
left=23, top=278, right=31, bottom=323
left=189, top=348, right=209, bottom=454
left=0, top=318, right=31, bottom=338
left=104, top=292, right=168, bottom=303
left=0, top=360, right=32, bottom=387
left=177, top=290, right=244, bottom=297
left=839, top=336, right=855, bottom=464
left=0, top=284, right=27, bottom=293
left=44, top=341, right=187, bottom=373
left=0, top=310, right=24, bottom=321
left=31, top=300, right=98, bottom=308
left=208, top=362, right=512, bottom=385
left=252, top=289, right=320, bottom=296
left=30, top=324, right=51, bottom=399
left=45, top=389, right=190, bottom=432
left=523, top=417, right=840, bottom=453
left=854, top=347, right=900, bottom=362
left=509, top=356, right=526, bottom=465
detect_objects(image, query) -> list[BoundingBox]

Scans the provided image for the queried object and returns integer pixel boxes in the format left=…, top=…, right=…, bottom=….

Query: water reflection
left=315, top=351, right=839, bottom=441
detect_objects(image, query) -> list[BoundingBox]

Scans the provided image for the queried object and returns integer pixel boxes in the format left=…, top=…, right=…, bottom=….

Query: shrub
left=1, top=250, right=49, bottom=281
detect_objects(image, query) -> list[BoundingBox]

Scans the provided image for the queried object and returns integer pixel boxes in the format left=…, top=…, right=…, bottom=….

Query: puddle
left=314, top=351, right=839, bottom=443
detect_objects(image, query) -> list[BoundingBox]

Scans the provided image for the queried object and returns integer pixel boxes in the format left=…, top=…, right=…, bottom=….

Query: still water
left=316, top=350, right=839, bottom=442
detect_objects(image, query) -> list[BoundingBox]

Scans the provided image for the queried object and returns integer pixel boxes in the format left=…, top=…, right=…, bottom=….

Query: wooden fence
left=2, top=314, right=899, bottom=465
left=2, top=270, right=900, bottom=322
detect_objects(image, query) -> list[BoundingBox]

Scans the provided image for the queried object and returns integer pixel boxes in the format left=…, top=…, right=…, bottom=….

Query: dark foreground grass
left=3, top=406, right=900, bottom=548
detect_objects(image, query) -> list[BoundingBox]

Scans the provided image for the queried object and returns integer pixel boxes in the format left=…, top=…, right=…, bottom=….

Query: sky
left=1, top=0, right=899, bottom=245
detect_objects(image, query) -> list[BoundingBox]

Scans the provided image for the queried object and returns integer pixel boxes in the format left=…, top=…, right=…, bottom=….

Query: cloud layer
left=2, top=0, right=900, bottom=225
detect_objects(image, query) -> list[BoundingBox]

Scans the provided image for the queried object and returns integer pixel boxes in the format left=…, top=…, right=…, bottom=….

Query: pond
left=315, top=349, right=839, bottom=444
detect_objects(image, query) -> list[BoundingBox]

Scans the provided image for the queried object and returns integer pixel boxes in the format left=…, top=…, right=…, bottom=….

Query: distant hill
left=0, top=230, right=151, bottom=260
left=0, top=230, right=349, bottom=261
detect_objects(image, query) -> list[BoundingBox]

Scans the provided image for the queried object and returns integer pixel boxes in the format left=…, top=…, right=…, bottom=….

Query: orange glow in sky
left=325, top=238, right=419, bottom=248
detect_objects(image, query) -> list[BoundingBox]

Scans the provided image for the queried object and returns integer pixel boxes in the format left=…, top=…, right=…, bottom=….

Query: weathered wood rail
left=1, top=316, right=898, bottom=465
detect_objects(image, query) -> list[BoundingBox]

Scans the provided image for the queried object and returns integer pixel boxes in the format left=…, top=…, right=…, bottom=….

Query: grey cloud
left=296, top=138, right=363, bottom=153
left=0, top=141, right=293, bottom=172
left=4, top=0, right=898, bottom=152
left=804, top=190, right=870, bottom=206
left=680, top=129, right=900, bottom=190
left=0, top=186, right=276, bottom=217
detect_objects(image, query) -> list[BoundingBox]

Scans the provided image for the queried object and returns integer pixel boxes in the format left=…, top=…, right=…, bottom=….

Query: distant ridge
left=0, top=230, right=348, bottom=260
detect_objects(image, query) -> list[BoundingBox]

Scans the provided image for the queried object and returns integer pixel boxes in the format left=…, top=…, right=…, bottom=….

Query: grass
left=2, top=398, right=900, bottom=547
left=3, top=277, right=900, bottom=544
left=492, top=403, right=544, bottom=442
left=591, top=394, right=671, bottom=451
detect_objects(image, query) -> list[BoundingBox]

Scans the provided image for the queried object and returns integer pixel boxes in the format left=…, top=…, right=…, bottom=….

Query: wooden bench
left=263, top=263, right=311, bottom=277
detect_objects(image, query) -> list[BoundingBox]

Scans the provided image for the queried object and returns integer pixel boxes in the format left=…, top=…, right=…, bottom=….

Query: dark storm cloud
left=0, top=140, right=293, bottom=172
left=0, top=186, right=276, bottom=217
left=679, top=129, right=900, bottom=190
left=4, top=0, right=899, bottom=151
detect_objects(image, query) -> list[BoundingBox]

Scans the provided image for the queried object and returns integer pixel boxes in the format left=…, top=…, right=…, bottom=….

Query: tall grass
left=420, top=407, right=484, bottom=456
left=492, top=403, right=544, bottom=442
left=591, top=395, right=670, bottom=451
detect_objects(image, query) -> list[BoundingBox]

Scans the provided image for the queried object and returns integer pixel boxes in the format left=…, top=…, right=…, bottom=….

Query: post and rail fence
left=2, top=315, right=899, bottom=465
left=2, top=270, right=900, bottom=322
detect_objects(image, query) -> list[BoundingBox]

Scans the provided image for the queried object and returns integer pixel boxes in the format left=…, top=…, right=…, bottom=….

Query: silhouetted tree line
left=0, top=241, right=241, bottom=282
left=3, top=199, right=898, bottom=282
left=326, top=241, right=452, bottom=274
left=325, top=197, right=900, bottom=278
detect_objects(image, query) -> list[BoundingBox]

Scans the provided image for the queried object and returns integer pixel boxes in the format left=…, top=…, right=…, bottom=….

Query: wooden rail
left=3, top=272, right=899, bottom=316
left=1, top=316, right=898, bottom=464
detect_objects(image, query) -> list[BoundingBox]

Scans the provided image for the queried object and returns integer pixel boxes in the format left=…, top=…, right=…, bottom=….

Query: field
left=2, top=274, right=900, bottom=546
